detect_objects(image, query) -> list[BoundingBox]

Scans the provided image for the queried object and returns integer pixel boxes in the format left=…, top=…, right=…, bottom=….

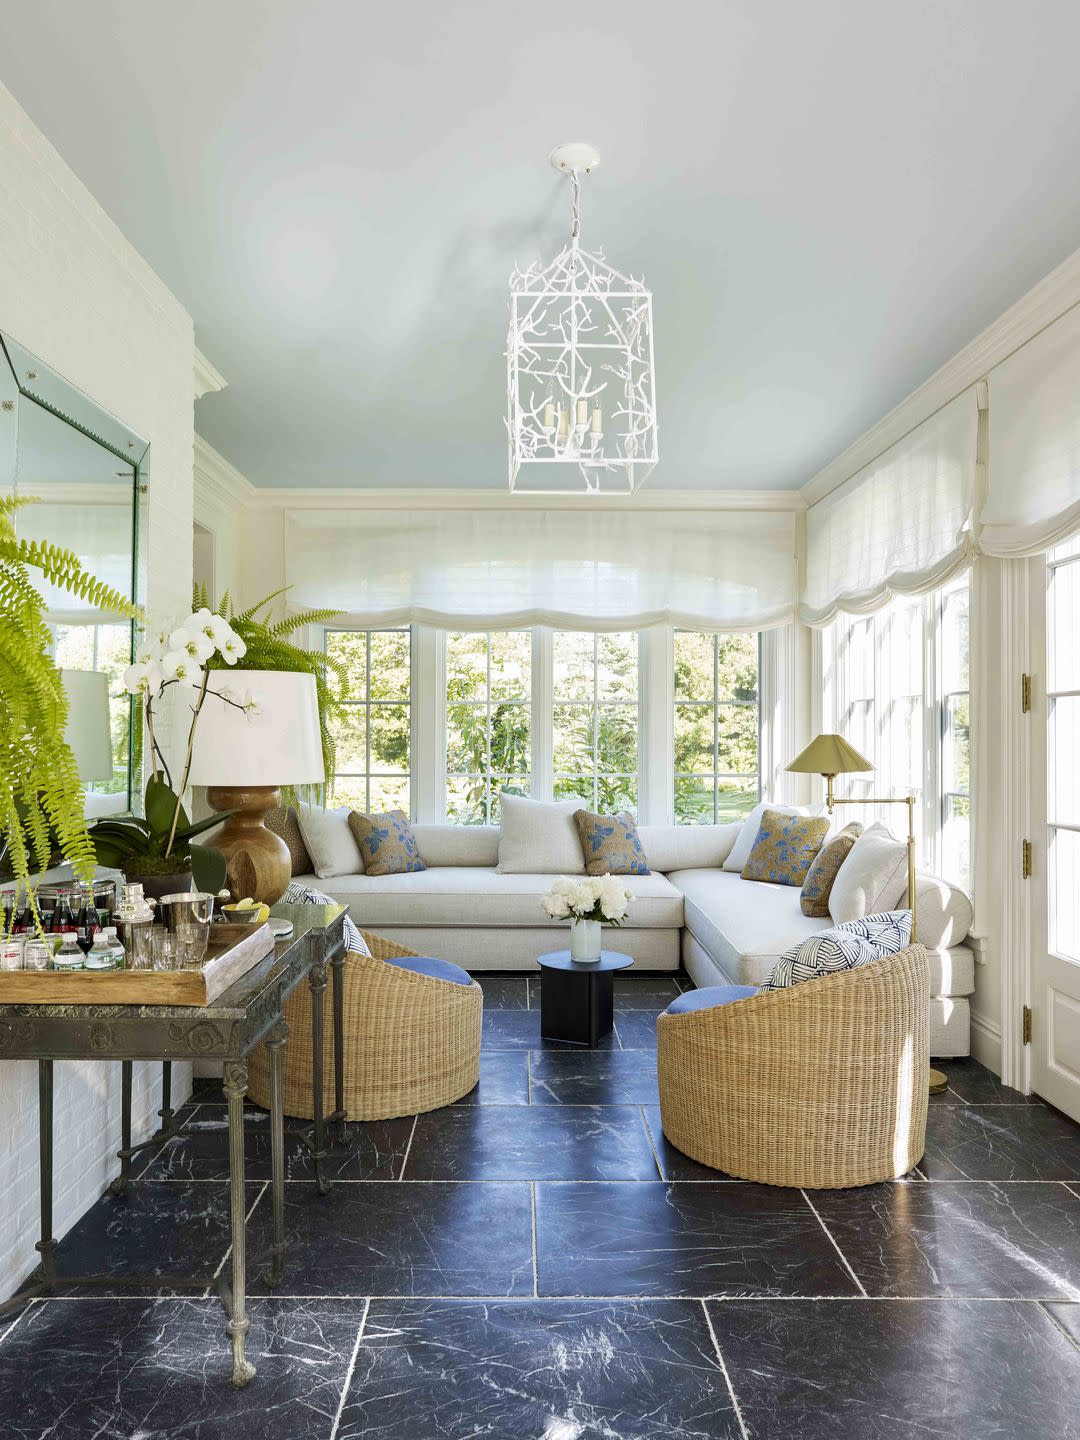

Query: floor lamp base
left=928, top=1068, right=948, bottom=1096
left=205, top=785, right=291, bottom=907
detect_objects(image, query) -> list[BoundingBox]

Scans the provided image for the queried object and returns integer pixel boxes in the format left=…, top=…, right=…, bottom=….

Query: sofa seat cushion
left=669, top=868, right=826, bottom=982
left=294, top=868, right=684, bottom=929
left=383, top=953, right=472, bottom=986
left=665, top=984, right=758, bottom=1015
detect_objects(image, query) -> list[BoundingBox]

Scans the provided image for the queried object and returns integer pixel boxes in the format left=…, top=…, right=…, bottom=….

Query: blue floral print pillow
left=347, top=809, right=426, bottom=877
left=572, top=809, right=651, bottom=876
left=740, top=808, right=830, bottom=886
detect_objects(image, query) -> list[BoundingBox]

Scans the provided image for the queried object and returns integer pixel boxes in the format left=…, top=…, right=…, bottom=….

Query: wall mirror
left=1, top=330, right=148, bottom=814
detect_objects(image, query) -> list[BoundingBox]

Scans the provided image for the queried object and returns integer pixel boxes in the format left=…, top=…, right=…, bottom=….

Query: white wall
left=0, top=80, right=195, bottom=1300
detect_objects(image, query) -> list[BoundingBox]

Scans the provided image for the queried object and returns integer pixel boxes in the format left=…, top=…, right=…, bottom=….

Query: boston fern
left=0, top=495, right=140, bottom=918
left=194, top=584, right=346, bottom=806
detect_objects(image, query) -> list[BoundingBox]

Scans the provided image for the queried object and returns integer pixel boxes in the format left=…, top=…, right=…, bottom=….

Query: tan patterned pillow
left=348, top=809, right=426, bottom=877
left=573, top=810, right=650, bottom=876
left=800, top=822, right=863, bottom=916
left=265, top=806, right=313, bottom=878
left=741, top=808, right=830, bottom=886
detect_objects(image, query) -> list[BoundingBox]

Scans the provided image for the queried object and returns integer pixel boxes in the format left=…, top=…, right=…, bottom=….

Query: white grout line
left=1063, top=1182, right=1080, bottom=1202
left=211, top=1181, right=269, bottom=1282
left=0, top=1297, right=38, bottom=1348
left=701, top=1299, right=750, bottom=1440
left=126, top=1174, right=1080, bottom=1186
left=329, top=1297, right=369, bottom=1440
left=800, top=1189, right=868, bottom=1299
left=397, top=1116, right=419, bottom=1181
left=638, top=1107, right=665, bottom=1180
left=27, top=1292, right=1080, bottom=1303
left=530, top=1182, right=539, bottom=1298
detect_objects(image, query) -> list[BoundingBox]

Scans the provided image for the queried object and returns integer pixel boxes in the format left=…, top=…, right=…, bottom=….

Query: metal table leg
left=109, top=1060, right=134, bottom=1195
left=223, top=1059, right=255, bottom=1387
left=157, top=1060, right=175, bottom=1136
left=263, top=1021, right=288, bottom=1288
left=307, top=959, right=331, bottom=1194
left=330, top=947, right=347, bottom=1145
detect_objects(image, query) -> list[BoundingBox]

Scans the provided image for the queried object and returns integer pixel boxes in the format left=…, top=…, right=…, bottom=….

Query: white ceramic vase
left=569, top=917, right=603, bottom=961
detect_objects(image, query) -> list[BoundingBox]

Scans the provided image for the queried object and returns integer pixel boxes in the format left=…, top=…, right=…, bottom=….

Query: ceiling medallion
left=506, top=143, right=658, bottom=495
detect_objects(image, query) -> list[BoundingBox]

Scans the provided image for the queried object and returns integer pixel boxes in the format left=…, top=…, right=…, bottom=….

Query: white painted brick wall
left=0, top=80, right=196, bottom=1300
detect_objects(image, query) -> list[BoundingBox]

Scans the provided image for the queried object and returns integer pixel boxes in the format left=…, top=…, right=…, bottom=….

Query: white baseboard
left=969, top=1010, right=1002, bottom=1076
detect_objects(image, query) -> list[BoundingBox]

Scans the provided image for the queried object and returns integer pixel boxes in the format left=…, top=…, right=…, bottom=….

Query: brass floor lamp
left=786, top=733, right=947, bottom=1096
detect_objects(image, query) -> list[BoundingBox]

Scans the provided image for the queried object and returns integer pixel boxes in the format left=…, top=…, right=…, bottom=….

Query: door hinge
left=1021, top=673, right=1032, bottom=713
left=1022, top=1005, right=1032, bottom=1045
left=1022, top=840, right=1033, bottom=878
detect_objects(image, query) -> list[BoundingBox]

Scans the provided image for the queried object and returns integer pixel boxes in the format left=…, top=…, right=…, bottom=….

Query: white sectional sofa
left=294, top=815, right=976, bottom=1057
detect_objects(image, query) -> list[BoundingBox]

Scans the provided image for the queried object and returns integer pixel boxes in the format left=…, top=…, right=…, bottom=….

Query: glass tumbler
left=151, top=928, right=179, bottom=972
left=176, top=919, right=210, bottom=968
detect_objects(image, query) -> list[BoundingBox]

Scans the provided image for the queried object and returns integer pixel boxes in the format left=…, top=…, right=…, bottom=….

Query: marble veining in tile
left=529, top=1049, right=661, bottom=1106
left=450, top=1049, right=530, bottom=1105
left=482, top=1010, right=619, bottom=1050
left=921, top=1102, right=1080, bottom=1180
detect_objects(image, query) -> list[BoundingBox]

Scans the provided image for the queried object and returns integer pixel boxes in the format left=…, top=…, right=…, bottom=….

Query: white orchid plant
left=541, top=874, right=634, bottom=926
left=89, top=608, right=259, bottom=891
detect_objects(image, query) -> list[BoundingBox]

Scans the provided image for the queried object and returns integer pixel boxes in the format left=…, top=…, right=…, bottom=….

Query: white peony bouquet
left=541, top=874, right=634, bottom=926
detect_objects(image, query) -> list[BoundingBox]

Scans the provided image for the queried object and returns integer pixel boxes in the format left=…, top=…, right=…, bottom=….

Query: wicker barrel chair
left=248, top=930, right=483, bottom=1121
left=657, top=944, right=929, bottom=1188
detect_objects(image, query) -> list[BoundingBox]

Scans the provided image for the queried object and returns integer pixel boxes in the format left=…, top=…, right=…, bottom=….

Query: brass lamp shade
left=786, top=733, right=874, bottom=777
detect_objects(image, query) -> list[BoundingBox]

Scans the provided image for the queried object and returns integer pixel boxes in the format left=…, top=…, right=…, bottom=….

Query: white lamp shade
left=181, top=670, right=325, bottom=788
left=60, top=669, right=114, bottom=783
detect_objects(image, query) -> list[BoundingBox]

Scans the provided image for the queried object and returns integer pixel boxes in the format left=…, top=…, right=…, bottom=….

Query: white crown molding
left=193, top=432, right=257, bottom=507
left=193, top=348, right=228, bottom=401
left=801, top=240, right=1080, bottom=506
left=245, top=486, right=806, bottom=512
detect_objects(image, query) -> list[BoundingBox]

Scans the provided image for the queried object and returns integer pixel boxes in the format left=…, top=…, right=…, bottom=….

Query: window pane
left=675, top=776, right=716, bottom=825
left=331, top=705, right=367, bottom=774
left=943, top=795, right=971, bottom=893
left=330, top=775, right=368, bottom=812
left=596, top=632, right=638, bottom=701
left=446, top=704, right=484, bottom=774
left=674, top=631, right=713, bottom=701
left=446, top=775, right=486, bottom=825
left=327, top=631, right=368, bottom=699
left=716, top=777, right=759, bottom=824
left=553, top=632, right=594, bottom=701
left=717, top=634, right=759, bottom=705
left=1051, top=827, right=1080, bottom=962
left=489, top=632, right=531, bottom=701
left=597, top=776, right=637, bottom=815
left=675, top=704, right=714, bottom=773
left=717, top=702, right=758, bottom=775
left=1049, top=558, right=1080, bottom=693
left=369, top=630, right=411, bottom=700
left=554, top=775, right=594, bottom=806
left=553, top=704, right=593, bottom=773
left=490, top=780, right=530, bottom=822
left=1051, top=696, right=1080, bottom=825
left=596, top=705, right=637, bottom=773
left=370, top=704, right=410, bottom=773
left=446, top=632, right=488, bottom=702
left=941, top=587, right=969, bottom=693
left=490, top=703, right=530, bottom=774
left=945, top=694, right=970, bottom=797
left=369, top=776, right=409, bottom=814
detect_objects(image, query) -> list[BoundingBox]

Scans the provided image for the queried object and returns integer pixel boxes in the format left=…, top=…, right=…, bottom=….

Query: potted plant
left=88, top=608, right=255, bottom=899
left=541, top=875, right=634, bottom=961
left=0, top=496, right=140, bottom=928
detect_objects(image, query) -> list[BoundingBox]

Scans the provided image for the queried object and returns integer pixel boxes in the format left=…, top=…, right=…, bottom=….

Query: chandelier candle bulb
left=543, top=402, right=556, bottom=430
left=557, top=407, right=569, bottom=439
left=591, top=405, right=602, bottom=434
left=576, top=398, right=589, bottom=426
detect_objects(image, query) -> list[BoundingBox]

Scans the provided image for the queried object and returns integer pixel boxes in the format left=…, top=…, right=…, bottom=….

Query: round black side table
left=536, top=949, right=634, bottom=1048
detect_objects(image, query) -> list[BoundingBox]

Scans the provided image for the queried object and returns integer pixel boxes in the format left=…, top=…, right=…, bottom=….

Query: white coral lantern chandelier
left=507, top=143, right=658, bottom=495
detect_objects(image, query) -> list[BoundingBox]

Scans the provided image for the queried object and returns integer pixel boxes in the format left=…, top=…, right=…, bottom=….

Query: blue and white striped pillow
left=759, top=910, right=912, bottom=992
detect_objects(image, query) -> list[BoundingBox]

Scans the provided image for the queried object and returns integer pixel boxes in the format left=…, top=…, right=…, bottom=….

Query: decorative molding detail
left=801, top=240, right=1080, bottom=506
left=246, top=486, right=806, bottom=513
left=193, top=433, right=258, bottom=508
left=193, top=348, right=227, bottom=401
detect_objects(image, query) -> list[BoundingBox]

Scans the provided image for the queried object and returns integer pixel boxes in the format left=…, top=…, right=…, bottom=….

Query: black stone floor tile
left=472, top=973, right=530, bottom=1009
left=338, top=1299, right=740, bottom=1439
left=1044, top=1300, right=1080, bottom=1350
left=710, top=1298, right=1080, bottom=1440
left=529, top=1048, right=660, bottom=1105
left=814, top=1181, right=1080, bottom=1299
left=613, top=975, right=683, bottom=1009
left=40, top=1180, right=257, bottom=1291
left=934, top=1057, right=1043, bottom=1106
left=247, top=1181, right=534, bottom=1298
left=642, top=1106, right=739, bottom=1181
left=451, top=1049, right=530, bottom=1105
left=482, top=1010, right=618, bottom=1050
left=0, top=1296, right=363, bottom=1439
left=403, top=1104, right=659, bottom=1181
left=615, top=1013, right=660, bottom=1050
left=536, top=1182, right=860, bottom=1298
left=921, top=1102, right=1080, bottom=1180
left=136, top=1109, right=414, bottom=1182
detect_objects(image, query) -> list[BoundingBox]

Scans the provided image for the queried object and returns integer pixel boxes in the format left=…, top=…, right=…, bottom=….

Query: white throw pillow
left=722, top=801, right=808, bottom=873
left=828, top=821, right=908, bottom=923
left=497, top=793, right=588, bottom=874
left=295, top=804, right=365, bottom=879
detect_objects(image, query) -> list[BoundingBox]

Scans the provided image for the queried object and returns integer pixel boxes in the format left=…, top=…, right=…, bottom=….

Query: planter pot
left=569, top=917, right=603, bottom=962
left=124, top=871, right=193, bottom=904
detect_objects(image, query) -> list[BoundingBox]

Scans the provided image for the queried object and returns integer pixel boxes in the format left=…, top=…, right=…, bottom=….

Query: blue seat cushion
left=665, top=984, right=758, bottom=1016
left=383, top=953, right=472, bottom=987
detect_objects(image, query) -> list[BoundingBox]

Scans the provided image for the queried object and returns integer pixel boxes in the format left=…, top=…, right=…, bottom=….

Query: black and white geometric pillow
left=760, top=909, right=912, bottom=992
left=282, top=880, right=371, bottom=955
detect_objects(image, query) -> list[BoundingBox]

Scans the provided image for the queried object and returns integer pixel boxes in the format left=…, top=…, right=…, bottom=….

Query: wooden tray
left=0, top=923, right=276, bottom=1006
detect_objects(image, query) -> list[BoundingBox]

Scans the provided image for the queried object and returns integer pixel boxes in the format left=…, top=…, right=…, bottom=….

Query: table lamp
left=60, top=669, right=114, bottom=783
left=786, top=732, right=945, bottom=1094
left=183, top=669, right=324, bottom=906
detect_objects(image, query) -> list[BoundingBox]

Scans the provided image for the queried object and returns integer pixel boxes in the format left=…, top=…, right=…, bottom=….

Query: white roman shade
left=801, top=390, right=977, bottom=627
left=284, top=508, right=796, bottom=631
left=17, top=498, right=134, bottom=621
left=983, top=303, right=1080, bottom=556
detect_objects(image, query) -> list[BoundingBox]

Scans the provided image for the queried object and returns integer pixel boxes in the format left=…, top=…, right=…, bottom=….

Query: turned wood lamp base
left=205, top=785, right=291, bottom=907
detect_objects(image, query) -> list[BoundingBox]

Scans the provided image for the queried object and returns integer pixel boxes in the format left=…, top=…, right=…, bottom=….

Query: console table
left=0, top=902, right=347, bottom=1387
